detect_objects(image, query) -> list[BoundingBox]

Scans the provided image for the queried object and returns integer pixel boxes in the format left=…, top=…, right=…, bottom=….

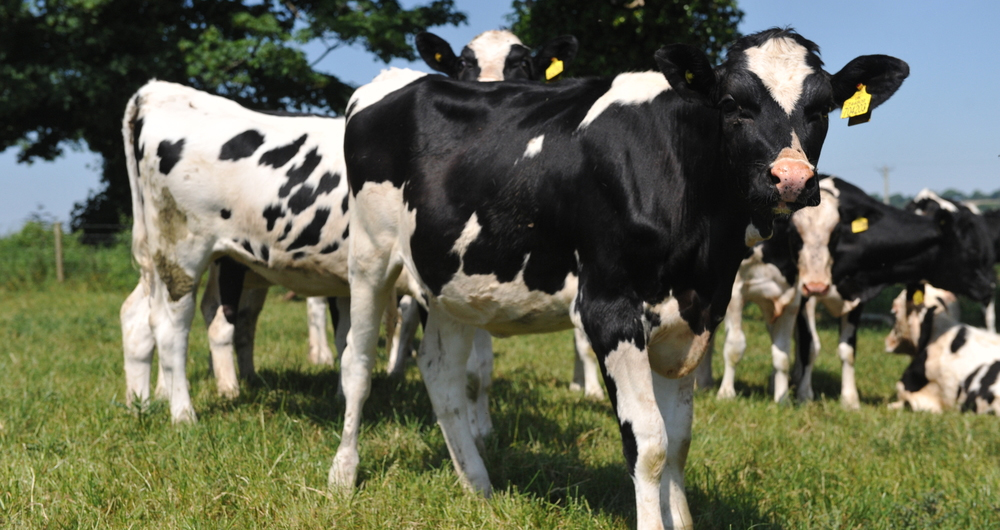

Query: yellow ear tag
left=434, top=53, right=442, bottom=63
left=841, top=84, right=873, bottom=126
left=545, top=58, right=564, bottom=81
left=912, top=290, right=924, bottom=306
left=685, top=70, right=694, bottom=84
left=851, top=217, right=869, bottom=233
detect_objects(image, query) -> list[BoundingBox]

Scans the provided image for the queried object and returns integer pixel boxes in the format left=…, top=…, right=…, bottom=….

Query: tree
left=509, top=0, right=743, bottom=77
left=0, top=0, right=465, bottom=236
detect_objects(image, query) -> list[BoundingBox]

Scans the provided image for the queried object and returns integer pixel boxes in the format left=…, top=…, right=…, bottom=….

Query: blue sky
left=2, top=0, right=997, bottom=233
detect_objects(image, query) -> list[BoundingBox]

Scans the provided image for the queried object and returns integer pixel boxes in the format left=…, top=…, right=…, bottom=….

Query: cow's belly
left=245, top=260, right=349, bottom=297
left=431, top=271, right=577, bottom=336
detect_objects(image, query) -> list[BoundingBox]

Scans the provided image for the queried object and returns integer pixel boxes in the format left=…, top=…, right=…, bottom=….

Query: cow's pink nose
left=802, top=282, right=830, bottom=296
left=771, top=158, right=814, bottom=203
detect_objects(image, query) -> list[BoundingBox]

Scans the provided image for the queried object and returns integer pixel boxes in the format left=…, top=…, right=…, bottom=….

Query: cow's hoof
left=217, top=385, right=240, bottom=400
left=841, top=396, right=861, bottom=410
left=171, top=407, right=198, bottom=424
left=329, top=450, right=359, bottom=490
left=717, top=386, right=737, bottom=399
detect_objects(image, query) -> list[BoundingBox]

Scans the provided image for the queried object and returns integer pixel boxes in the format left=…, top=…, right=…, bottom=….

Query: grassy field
left=2, top=285, right=999, bottom=529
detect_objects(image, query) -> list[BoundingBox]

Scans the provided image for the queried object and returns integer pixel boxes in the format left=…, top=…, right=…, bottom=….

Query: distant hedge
left=0, top=222, right=138, bottom=292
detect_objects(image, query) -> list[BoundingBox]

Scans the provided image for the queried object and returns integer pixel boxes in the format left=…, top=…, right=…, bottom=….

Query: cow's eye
left=719, top=95, right=739, bottom=114
left=457, top=58, right=469, bottom=69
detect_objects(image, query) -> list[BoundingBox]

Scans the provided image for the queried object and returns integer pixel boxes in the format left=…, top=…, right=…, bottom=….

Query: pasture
left=2, top=268, right=999, bottom=528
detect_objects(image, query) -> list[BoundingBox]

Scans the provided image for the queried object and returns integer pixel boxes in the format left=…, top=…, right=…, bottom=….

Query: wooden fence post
left=54, top=222, right=65, bottom=283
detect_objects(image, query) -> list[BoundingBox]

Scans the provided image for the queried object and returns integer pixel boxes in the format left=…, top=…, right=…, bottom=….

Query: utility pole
left=877, top=165, right=892, bottom=205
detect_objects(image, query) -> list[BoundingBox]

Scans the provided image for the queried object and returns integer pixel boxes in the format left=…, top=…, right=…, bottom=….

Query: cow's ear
left=831, top=55, right=909, bottom=110
left=532, top=35, right=579, bottom=78
left=654, top=44, right=716, bottom=105
left=416, top=32, right=457, bottom=76
left=933, top=207, right=955, bottom=230
left=906, top=283, right=926, bottom=308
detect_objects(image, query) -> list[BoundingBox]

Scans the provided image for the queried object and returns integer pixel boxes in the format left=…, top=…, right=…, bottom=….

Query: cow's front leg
left=838, top=305, right=864, bottom=410
left=233, top=287, right=268, bottom=382
left=653, top=372, right=695, bottom=530
left=718, top=289, right=746, bottom=399
left=417, top=311, right=491, bottom=494
left=767, top=294, right=801, bottom=403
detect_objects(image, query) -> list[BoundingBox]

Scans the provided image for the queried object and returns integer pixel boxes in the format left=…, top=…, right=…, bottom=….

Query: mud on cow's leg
left=838, top=305, right=864, bottom=410
left=416, top=311, right=492, bottom=494
left=122, top=281, right=156, bottom=409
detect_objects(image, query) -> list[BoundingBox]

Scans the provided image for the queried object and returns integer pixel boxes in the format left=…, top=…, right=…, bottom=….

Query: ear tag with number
left=434, top=53, right=442, bottom=63
left=851, top=217, right=869, bottom=233
left=841, top=83, right=873, bottom=126
left=685, top=70, right=694, bottom=84
left=912, top=290, right=924, bottom=306
left=545, top=58, right=564, bottom=81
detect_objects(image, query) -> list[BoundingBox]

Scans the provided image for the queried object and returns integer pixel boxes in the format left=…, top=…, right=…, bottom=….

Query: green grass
left=2, top=288, right=999, bottom=529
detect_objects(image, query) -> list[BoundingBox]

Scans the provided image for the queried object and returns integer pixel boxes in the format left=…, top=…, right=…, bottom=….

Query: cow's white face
left=464, top=30, right=527, bottom=82
left=792, top=178, right=840, bottom=296
left=885, top=284, right=956, bottom=355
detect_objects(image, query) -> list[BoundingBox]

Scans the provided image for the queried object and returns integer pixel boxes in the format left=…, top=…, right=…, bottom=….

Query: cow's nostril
left=770, top=174, right=781, bottom=185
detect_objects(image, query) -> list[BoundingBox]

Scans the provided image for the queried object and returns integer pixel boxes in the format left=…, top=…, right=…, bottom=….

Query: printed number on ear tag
left=545, top=59, right=564, bottom=81
left=841, top=84, right=873, bottom=126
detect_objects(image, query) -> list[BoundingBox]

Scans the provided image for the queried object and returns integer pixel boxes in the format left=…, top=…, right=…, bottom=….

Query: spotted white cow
left=338, top=29, right=907, bottom=529
left=120, top=30, right=581, bottom=422
left=886, top=283, right=1000, bottom=414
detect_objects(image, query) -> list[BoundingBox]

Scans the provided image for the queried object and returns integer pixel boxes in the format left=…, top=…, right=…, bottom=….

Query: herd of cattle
left=116, top=27, right=1000, bottom=529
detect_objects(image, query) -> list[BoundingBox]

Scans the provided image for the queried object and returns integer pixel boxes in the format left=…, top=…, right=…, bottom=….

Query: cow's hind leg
left=466, top=328, right=494, bottom=449
left=147, top=260, right=205, bottom=423
left=417, top=311, right=491, bottom=494
left=387, top=295, right=420, bottom=378
left=330, top=297, right=352, bottom=361
left=122, top=282, right=155, bottom=409
left=307, top=296, right=335, bottom=366
left=654, top=372, right=696, bottom=530
left=571, top=327, right=605, bottom=398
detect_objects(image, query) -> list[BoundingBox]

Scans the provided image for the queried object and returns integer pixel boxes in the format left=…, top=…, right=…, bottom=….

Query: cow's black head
left=417, top=30, right=578, bottom=82
left=654, top=28, right=909, bottom=239
left=932, top=208, right=996, bottom=304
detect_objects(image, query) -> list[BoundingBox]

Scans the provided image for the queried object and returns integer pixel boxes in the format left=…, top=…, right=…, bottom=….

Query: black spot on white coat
left=219, top=129, right=266, bottom=161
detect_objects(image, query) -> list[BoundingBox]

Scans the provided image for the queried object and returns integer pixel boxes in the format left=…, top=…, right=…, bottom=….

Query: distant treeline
left=872, top=188, right=1000, bottom=211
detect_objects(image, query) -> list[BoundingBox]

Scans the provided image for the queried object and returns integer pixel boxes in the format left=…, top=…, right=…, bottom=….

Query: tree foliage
left=509, top=0, right=743, bottom=77
left=0, top=0, right=464, bottom=234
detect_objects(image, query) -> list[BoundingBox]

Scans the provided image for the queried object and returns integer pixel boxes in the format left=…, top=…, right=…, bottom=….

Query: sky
left=2, top=0, right=998, bottom=234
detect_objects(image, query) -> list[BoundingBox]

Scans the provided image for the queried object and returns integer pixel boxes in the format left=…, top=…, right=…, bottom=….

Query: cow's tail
left=122, top=86, right=151, bottom=271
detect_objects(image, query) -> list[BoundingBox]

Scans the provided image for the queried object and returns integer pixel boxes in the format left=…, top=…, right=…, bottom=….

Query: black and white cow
left=717, top=175, right=996, bottom=408
left=337, top=29, right=907, bottom=528
left=121, top=30, right=580, bottom=422
left=886, top=283, right=1000, bottom=414
left=907, top=188, right=998, bottom=331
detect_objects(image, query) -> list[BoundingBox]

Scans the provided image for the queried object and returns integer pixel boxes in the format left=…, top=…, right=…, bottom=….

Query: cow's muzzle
left=771, top=149, right=815, bottom=204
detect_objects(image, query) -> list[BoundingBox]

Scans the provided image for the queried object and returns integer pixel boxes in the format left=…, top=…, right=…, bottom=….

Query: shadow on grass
left=198, top=361, right=779, bottom=526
